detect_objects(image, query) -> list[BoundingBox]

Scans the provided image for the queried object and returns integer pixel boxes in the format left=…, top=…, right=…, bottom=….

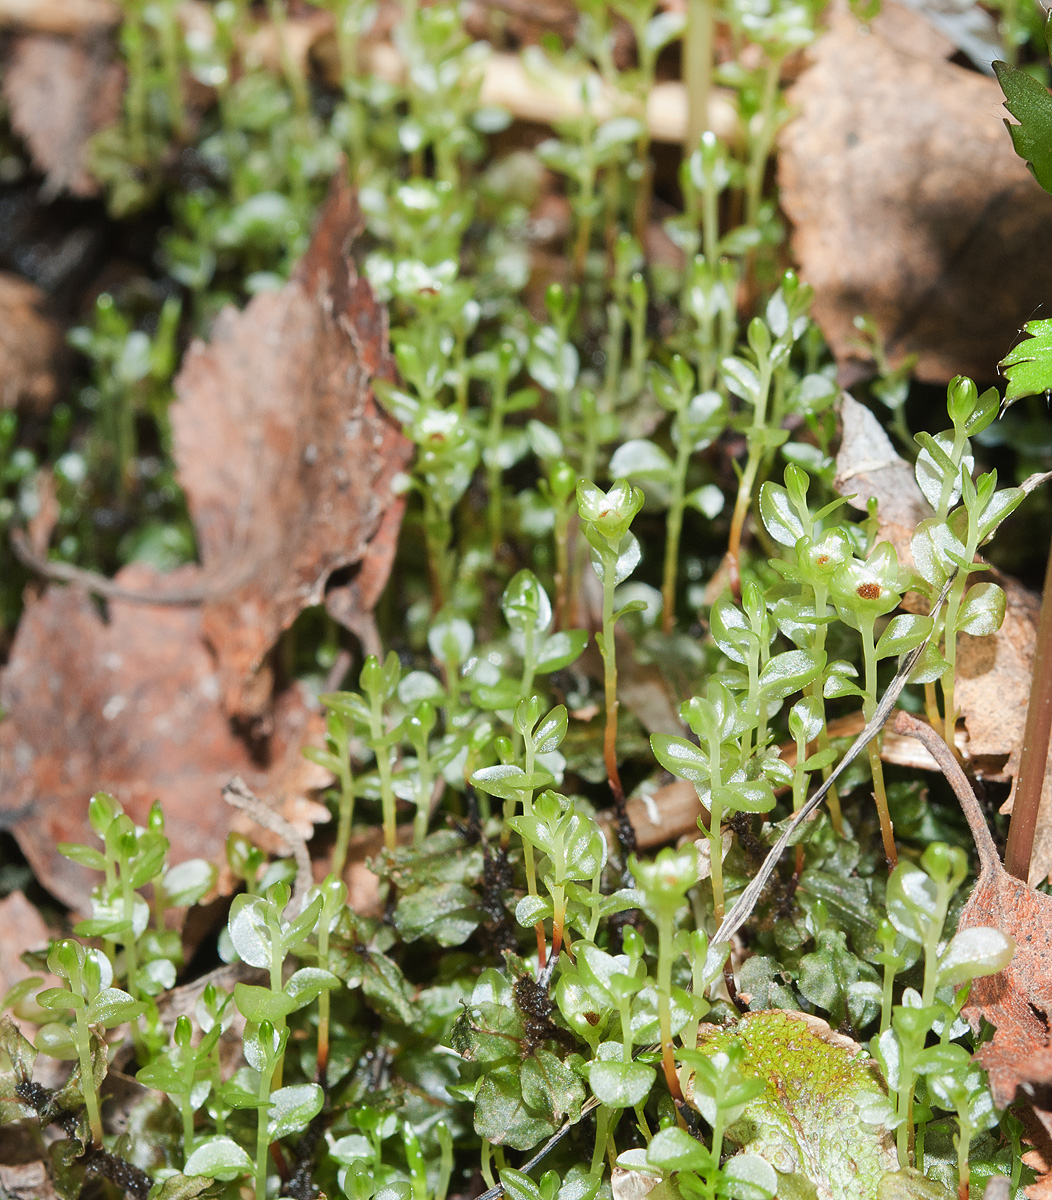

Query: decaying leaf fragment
left=834, top=393, right=931, bottom=567
left=892, top=713, right=1052, bottom=1169
left=3, top=33, right=123, bottom=199
left=172, top=172, right=411, bottom=718
left=0, top=565, right=330, bottom=912
left=0, top=273, right=64, bottom=415
left=779, top=1, right=1052, bottom=384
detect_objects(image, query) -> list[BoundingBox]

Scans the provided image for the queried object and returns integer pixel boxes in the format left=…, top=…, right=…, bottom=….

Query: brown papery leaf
left=834, top=393, right=930, bottom=568
left=0, top=273, right=64, bottom=415
left=892, top=713, right=1052, bottom=1159
left=3, top=34, right=123, bottom=199
left=779, top=1, right=1052, bottom=384
left=171, top=172, right=411, bottom=718
left=0, top=565, right=330, bottom=913
left=0, top=891, right=55, bottom=1002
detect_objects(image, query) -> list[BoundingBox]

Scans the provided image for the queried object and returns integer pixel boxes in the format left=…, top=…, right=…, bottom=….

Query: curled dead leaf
left=835, top=392, right=931, bottom=568
left=3, top=33, right=123, bottom=200
left=0, top=564, right=330, bottom=913
left=171, top=171, right=411, bottom=718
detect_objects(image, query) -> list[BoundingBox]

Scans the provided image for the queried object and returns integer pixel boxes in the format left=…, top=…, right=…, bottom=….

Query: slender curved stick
left=11, top=528, right=252, bottom=605
left=889, top=711, right=999, bottom=874
left=223, top=776, right=314, bottom=914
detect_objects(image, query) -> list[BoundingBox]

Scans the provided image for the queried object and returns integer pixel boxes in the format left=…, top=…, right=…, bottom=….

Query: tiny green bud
left=921, top=842, right=967, bottom=890
left=747, top=317, right=771, bottom=359
left=947, top=375, right=978, bottom=426
left=548, top=459, right=577, bottom=503
left=670, top=353, right=693, bottom=394
left=360, top=654, right=382, bottom=695
left=321, top=875, right=347, bottom=909
left=88, top=791, right=121, bottom=837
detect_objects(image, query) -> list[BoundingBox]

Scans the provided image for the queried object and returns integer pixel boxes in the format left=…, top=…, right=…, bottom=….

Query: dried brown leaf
left=834, top=393, right=931, bottom=567
left=0, top=565, right=329, bottom=912
left=171, top=172, right=411, bottom=718
left=3, top=34, right=123, bottom=199
left=962, top=860, right=1052, bottom=1134
left=0, top=890, right=55, bottom=1000
left=0, top=273, right=64, bottom=415
left=779, top=1, right=1052, bottom=384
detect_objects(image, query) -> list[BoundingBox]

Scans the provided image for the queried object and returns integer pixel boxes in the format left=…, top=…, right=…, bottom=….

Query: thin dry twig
left=222, top=776, right=313, bottom=914
left=10, top=528, right=251, bottom=605
left=890, top=711, right=999, bottom=872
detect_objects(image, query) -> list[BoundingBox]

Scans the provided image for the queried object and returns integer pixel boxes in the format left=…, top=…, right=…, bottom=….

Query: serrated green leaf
left=233, top=983, right=297, bottom=1024
left=650, top=733, right=709, bottom=784
left=995, top=61, right=1052, bottom=195
left=999, top=317, right=1052, bottom=407
left=268, top=1082, right=324, bottom=1140
left=86, top=987, right=146, bottom=1027
left=536, top=630, right=589, bottom=673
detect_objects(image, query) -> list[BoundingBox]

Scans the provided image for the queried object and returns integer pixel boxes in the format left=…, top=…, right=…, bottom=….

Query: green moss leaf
left=688, top=1011, right=896, bottom=1200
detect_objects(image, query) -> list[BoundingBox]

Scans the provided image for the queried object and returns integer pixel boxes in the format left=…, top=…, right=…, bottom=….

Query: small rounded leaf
left=955, top=582, right=1006, bottom=637
left=587, top=1060, right=655, bottom=1108
left=937, top=926, right=1015, bottom=987
left=183, top=1137, right=253, bottom=1180
left=646, top=1126, right=712, bottom=1172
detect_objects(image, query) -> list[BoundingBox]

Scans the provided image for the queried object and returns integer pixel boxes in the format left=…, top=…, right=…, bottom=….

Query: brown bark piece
left=778, top=2, right=1052, bottom=384
left=0, top=274, right=64, bottom=415
left=0, top=1160, right=61, bottom=1200
left=0, top=565, right=329, bottom=913
left=3, top=33, right=123, bottom=200
left=171, top=172, right=411, bottom=719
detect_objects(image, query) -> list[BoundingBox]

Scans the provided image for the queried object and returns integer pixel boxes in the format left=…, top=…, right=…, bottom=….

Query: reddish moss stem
left=1005, top=538, right=1052, bottom=880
